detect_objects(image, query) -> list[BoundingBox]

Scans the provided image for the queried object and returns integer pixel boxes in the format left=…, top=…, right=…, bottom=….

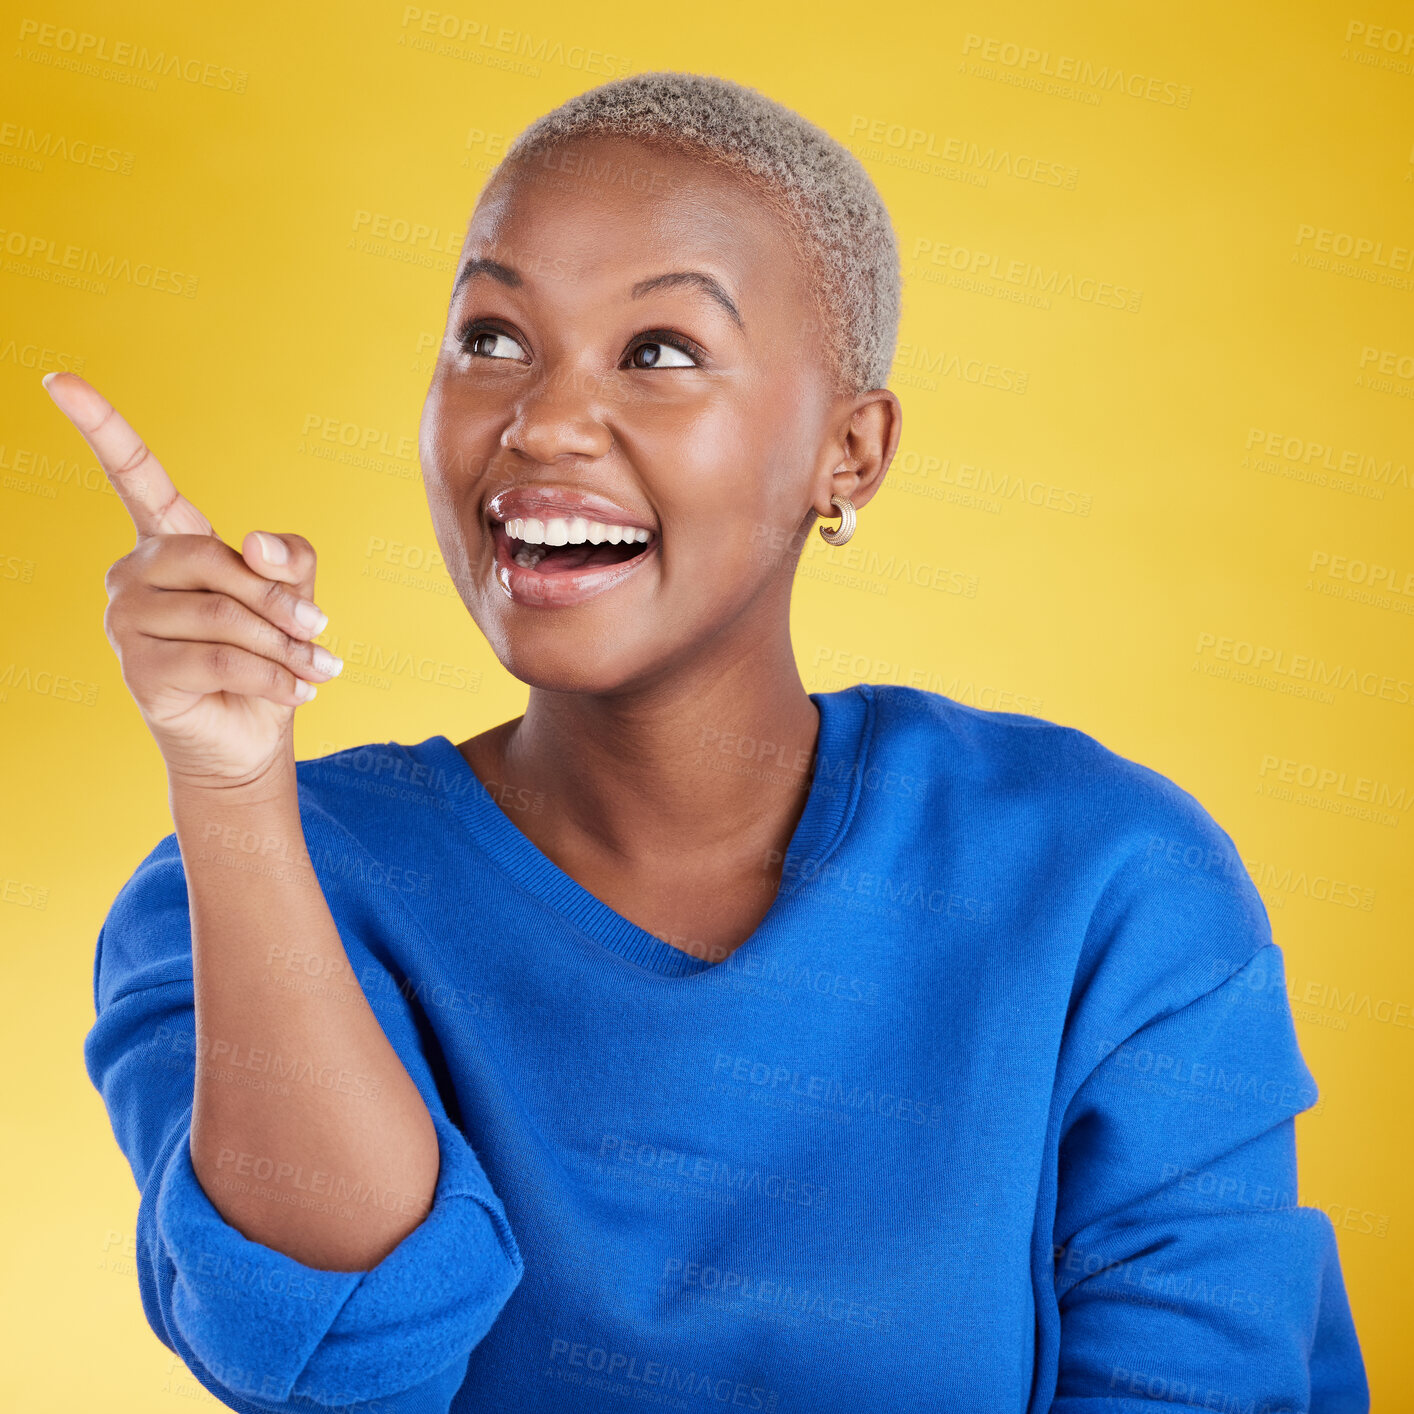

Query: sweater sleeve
left=1047, top=820, right=1370, bottom=1411
left=82, top=829, right=524, bottom=1414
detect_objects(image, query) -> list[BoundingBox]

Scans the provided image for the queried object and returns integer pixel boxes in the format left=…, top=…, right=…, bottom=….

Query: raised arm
left=42, top=366, right=435, bottom=1268
left=53, top=371, right=523, bottom=1410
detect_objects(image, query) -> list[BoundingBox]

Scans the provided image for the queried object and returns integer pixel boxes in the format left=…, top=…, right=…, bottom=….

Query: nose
left=500, top=363, right=614, bottom=465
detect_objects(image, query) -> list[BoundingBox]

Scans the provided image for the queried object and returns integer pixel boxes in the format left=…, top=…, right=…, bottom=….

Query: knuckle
left=128, top=539, right=161, bottom=576
left=207, top=641, right=236, bottom=679
left=115, top=636, right=141, bottom=679
left=173, top=534, right=222, bottom=579
left=113, top=439, right=153, bottom=479
left=103, top=579, right=144, bottom=635
left=205, top=592, right=244, bottom=630
left=253, top=616, right=289, bottom=658
left=103, top=553, right=132, bottom=596
left=194, top=534, right=229, bottom=566
left=258, top=576, right=290, bottom=617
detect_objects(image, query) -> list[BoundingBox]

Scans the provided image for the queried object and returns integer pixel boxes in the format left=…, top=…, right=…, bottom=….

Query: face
left=419, top=134, right=888, bottom=695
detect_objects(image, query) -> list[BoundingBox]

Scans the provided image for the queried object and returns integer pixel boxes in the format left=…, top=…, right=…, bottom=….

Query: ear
left=810, top=389, right=903, bottom=520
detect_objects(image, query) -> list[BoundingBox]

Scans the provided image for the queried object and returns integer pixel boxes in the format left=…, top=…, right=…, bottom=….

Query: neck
left=463, top=625, right=821, bottom=874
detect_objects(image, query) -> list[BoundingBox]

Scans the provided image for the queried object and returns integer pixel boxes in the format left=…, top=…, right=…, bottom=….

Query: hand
left=43, top=371, right=343, bottom=793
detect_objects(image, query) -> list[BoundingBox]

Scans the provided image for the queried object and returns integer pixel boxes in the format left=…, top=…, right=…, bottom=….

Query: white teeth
left=502, top=515, right=652, bottom=546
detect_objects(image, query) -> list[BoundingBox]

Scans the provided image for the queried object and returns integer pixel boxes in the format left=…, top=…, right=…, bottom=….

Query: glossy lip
left=490, top=518, right=658, bottom=608
left=487, top=485, right=659, bottom=534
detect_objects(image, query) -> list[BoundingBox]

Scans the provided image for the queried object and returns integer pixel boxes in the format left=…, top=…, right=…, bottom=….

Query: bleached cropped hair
left=486, top=71, right=902, bottom=397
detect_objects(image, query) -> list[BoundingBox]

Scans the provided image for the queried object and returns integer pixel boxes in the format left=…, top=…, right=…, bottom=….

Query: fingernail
left=294, top=598, right=328, bottom=633
left=255, top=532, right=288, bottom=565
left=311, top=646, right=343, bottom=677
left=294, top=680, right=318, bottom=702
left=41, top=371, right=58, bottom=392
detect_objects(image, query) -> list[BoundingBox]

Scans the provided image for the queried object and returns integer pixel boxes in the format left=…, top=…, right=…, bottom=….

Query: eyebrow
left=452, top=258, right=744, bottom=330
left=452, top=257, right=521, bottom=296
left=631, top=270, right=743, bottom=329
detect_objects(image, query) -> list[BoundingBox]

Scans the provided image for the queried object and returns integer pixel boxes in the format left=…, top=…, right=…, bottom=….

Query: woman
left=63, top=72, right=1367, bottom=1413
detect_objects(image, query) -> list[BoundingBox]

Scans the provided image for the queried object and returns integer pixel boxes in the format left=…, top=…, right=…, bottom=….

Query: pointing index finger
left=41, top=371, right=217, bottom=539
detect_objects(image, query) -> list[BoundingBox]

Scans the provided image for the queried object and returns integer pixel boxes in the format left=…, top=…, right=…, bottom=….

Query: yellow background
left=2, top=0, right=1410, bottom=1406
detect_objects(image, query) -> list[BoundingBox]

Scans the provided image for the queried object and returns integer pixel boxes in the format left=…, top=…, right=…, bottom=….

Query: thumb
left=240, top=531, right=324, bottom=629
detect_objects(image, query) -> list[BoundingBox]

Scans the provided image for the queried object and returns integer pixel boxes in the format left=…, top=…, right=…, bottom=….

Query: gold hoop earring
left=818, top=494, right=856, bottom=546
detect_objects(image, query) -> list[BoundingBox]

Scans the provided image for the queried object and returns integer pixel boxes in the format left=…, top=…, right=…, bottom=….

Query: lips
left=484, top=484, right=660, bottom=609
left=489, top=519, right=658, bottom=607
left=487, top=485, right=658, bottom=534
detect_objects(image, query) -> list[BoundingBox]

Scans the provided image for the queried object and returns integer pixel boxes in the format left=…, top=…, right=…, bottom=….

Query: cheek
left=652, top=405, right=769, bottom=541
left=420, top=374, right=502, bottom=488
left=657, top=381, right=810, bottom=514
left=419, top=382, right=496, bottom=582
left=648, top=407, right=808, bottom=592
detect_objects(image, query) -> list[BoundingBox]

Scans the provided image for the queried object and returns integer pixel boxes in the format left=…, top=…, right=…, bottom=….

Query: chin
left=482, top=633, right=657, bottom=697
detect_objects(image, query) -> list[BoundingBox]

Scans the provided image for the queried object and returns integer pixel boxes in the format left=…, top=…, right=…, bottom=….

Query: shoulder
left=859, top=682, right=1270, bottom=973
left=862, top=682, right=1227, bottom=837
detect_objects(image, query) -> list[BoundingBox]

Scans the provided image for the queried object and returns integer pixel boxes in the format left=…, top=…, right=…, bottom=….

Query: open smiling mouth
left=496, top=516, right=656, bottom=574
left=489, top=513, right=660, bottom=606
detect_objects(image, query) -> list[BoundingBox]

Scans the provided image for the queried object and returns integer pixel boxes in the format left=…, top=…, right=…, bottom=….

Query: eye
left=625, top=333, right=700, bottom=370
left=457, top=321, right=528, bottom=362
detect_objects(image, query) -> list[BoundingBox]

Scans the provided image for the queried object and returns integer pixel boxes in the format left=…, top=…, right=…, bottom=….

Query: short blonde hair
left=486, top=70, right=902, bottom=397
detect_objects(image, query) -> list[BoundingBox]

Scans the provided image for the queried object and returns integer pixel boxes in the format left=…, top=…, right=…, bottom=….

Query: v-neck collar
left=407, top=685, right=876, bottom=978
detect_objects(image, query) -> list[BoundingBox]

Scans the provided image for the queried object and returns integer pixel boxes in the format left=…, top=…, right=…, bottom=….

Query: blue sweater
left=84, top=684, right=1369, bottom=1413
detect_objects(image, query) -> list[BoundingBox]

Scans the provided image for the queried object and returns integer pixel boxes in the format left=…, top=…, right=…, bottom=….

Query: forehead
left=460, top=135, right=807, bottom=310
